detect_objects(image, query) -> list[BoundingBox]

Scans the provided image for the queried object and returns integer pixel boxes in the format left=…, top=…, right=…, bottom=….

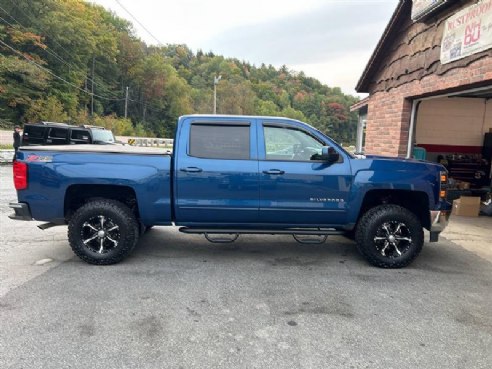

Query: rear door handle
left=263, top=169, right=285, bottom=175
left=180, top=167, right=203, bottom=173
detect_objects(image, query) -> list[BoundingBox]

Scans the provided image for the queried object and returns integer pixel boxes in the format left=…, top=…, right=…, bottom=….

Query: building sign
left=441, top=0, right=492, bottom=64
left=412, top=0, right=447, bottom=21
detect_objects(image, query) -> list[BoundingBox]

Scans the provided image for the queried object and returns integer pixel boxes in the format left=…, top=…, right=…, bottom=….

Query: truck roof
left=180, top=114, right=302, bottom=123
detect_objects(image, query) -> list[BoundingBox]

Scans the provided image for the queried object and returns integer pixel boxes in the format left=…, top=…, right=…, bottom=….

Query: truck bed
left=20, top=144, right=172, bottom=155
left=16, top=146, right=172, bottom=225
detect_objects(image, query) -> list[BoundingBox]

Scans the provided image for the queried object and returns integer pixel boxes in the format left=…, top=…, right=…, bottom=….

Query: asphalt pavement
left=0, top=165, right=491, bottom=369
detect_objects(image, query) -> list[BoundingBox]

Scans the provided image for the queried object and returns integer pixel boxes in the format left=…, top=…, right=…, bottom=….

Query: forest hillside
left=0, top=0, right=359, bottom=144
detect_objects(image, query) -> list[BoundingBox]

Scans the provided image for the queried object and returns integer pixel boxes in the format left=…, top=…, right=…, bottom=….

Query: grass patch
left=0, top=144, right=13, bottom=150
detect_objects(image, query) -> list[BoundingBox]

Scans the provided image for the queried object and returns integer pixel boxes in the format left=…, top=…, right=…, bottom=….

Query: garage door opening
left=409, top=86, right=492, bottom=210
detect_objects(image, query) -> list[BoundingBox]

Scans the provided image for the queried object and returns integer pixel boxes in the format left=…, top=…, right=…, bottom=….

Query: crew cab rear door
left=258, top=120, right=352, bottom=226
left=174, top=118, right=259, bottom=224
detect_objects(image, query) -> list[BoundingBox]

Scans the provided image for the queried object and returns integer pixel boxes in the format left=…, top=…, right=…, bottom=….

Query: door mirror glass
left=321, top=146, right=340, bottom=163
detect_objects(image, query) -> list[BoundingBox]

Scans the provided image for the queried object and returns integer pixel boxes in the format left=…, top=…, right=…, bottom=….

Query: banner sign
left=441, top=0, right=492, bottom=64
left=412, top=0, right=447, bottom=21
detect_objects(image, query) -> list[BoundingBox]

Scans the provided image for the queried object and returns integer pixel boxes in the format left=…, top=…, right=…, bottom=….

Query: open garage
left=414, top=90, right=492, bottom=190
left=352, top=0, right=492, bottom=215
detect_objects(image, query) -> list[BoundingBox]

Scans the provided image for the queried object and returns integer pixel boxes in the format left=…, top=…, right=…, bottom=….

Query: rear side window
left=189, top=124, right=250, bottom=160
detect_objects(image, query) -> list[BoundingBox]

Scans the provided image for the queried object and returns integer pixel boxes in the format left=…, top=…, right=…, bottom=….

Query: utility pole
left=124, top=86, right=129, bottom=118
left=213, top=75, right=221, bottom=114
left=91, top=56, right=95, bottom=116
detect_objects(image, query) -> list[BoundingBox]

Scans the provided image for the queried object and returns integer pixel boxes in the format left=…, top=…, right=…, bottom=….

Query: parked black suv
left=21, top=122, right=116, bottom=146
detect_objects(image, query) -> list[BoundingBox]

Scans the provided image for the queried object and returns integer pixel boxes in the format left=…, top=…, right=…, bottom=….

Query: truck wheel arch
left=356, top=189, right=431, bottom=231
left=64, top=184, right=139, bottom=222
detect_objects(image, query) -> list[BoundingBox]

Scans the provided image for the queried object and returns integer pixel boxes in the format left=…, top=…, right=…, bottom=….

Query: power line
left=110, top=0, right=172, bottom=116
left=114, top=0, right=164, bottom=46
left=0, top=12, right=72, bottom=70
left=7, top=0, right=69, bottom=57
left=1, top=2, right=122, bottom=99
left=0, top=30, right=165, bottom=116
left=0, top=4, right=70, bottom=67
left=0, top=38, right=125, bottom=102
left=2, top=3, right=168, bottom=118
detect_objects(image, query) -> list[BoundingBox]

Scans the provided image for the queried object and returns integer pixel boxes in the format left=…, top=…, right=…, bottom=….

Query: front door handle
left=263, top=169, right=285, bottom=175
left=180, top=167, right=203, bottom=173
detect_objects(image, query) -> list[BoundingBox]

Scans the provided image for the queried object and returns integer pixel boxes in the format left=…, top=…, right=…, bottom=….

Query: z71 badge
left=26, top=154, right=53, bottom=163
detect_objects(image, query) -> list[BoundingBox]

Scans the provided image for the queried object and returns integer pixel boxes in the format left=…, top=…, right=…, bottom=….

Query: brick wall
left=365, top=55, right=492, bottom=156
left=361, top=0, right=492, bottom=157
left=359, top=0, right=492, bottom=156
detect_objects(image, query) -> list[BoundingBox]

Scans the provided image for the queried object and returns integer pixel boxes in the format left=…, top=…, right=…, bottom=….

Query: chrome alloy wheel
left=81, top=215, right=120, bottom=254
left=373, top=221, right=413, bottom=258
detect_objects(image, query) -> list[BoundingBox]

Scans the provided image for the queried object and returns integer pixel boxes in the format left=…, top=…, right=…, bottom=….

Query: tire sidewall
left=356, top=205, right=424, bottom=268
left=68, top=200, right=138, bottom=265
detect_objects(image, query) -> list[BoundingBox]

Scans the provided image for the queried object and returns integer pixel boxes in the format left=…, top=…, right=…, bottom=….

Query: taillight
left=439, top=170, right=448, bottom=200
left=13, top=161, right=28, bottom=190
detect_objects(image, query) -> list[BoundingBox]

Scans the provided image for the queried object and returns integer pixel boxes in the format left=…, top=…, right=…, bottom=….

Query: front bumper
left=429, top=210, right=450, bottom=242
left=9, top=202, right=33, bottom=221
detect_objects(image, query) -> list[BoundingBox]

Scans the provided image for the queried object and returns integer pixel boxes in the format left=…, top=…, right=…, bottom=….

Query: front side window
left=189, top=124, right=250, bottom=160
left=264, top=125, right=324, bottom=161
left=48, top=127, right=68, bottom=139
left=70, top=130, right=91, bottom=143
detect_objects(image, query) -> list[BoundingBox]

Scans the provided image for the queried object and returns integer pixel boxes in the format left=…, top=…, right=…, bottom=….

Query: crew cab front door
left=258, top=122, right=352, bottom=226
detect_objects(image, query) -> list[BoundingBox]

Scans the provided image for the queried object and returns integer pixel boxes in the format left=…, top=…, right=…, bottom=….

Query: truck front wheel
left=68, top=200, right=139, bottom=265
left=355, top=205, right=424, bottom=268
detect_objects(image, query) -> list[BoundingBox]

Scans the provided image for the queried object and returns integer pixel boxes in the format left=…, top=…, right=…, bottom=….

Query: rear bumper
left=429, top=210, right=450, bottom=242
left=8, top=202, right=33, bottom=221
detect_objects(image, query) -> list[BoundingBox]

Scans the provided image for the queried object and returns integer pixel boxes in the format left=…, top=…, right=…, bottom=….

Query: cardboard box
left=452, top=196, right=481, bottom=217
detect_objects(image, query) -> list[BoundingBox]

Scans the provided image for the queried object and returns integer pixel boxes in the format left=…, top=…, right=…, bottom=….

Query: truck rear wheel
left=355, top=204, right=424, bottom=268
left=68, top=200, right=139, bottom=265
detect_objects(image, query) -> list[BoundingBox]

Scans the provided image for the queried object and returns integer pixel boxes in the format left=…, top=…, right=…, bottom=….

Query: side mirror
left=321, top=146, right=340, bottom=163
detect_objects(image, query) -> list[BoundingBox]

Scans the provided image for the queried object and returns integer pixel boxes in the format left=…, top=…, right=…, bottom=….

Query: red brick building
left=354, top=0, right=492, bottom=172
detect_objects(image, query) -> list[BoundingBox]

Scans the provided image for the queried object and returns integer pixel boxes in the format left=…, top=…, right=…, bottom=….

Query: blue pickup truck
left=10, top=115, right=451, bottom=268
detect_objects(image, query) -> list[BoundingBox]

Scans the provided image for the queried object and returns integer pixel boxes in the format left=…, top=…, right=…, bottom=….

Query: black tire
left=355, top=204, right=424, bottom=268
left=68, top=199, right=139, bottom=265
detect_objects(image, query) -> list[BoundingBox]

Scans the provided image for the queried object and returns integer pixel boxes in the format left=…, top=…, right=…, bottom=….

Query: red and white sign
left=441, top=0, right=492, bottom=64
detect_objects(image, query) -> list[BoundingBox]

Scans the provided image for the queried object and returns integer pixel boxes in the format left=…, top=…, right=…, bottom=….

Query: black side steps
left=179, top=227, right=345, bottom=245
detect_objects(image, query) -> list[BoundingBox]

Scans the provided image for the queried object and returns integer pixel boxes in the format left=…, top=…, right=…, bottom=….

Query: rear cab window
left=189, top=124, right=250, bottom=160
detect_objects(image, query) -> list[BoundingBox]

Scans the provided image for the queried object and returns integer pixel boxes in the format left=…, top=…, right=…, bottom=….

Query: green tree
left=25, top=96, right=69, bottom=122
left=0, top=0, right=360, bottom=143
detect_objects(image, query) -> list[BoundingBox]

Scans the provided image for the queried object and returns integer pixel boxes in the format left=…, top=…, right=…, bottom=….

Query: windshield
left=91, top=129, right=115, bottom=143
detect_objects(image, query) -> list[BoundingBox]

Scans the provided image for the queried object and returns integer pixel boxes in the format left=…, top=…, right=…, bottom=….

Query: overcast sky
left=92, top=0, right=399, bottom=95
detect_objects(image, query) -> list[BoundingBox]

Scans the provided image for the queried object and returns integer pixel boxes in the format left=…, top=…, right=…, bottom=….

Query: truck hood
left=350, top=155, right=446, bottom=175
